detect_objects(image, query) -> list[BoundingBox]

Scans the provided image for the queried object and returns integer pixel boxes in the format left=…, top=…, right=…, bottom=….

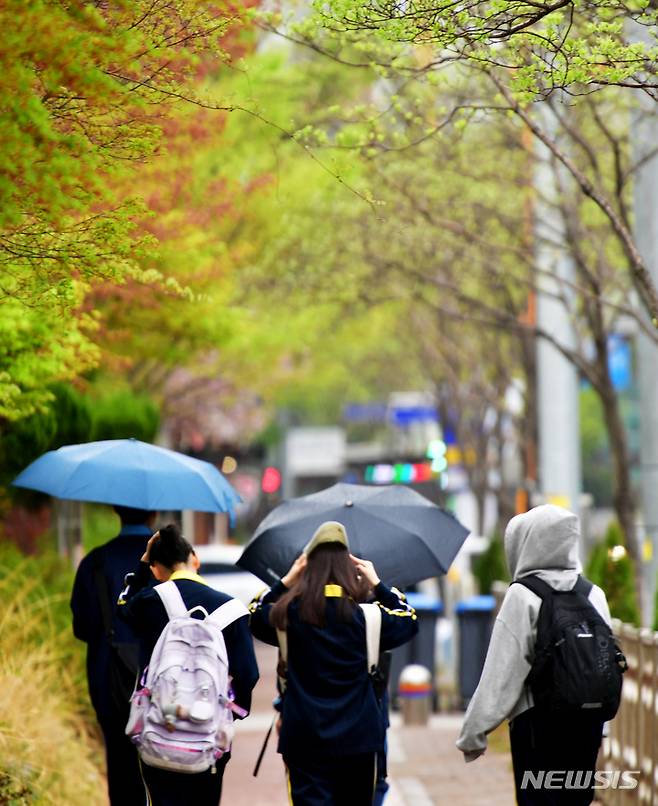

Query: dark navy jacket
left=249, top=581, right=417, bottom=761
left=70, top=525, right=154, bottom=720
left=118, top=562, right=259, bottom=715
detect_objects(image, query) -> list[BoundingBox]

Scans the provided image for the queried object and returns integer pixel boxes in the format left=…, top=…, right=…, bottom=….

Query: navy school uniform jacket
left=117, top=563, right=259, bottom=715
left=70, top=525, right=154, bottom=721
left=249, top=581, right=418, bottom=761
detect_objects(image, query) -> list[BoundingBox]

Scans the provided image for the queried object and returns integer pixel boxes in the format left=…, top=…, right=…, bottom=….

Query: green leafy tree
left=0, top=0, right=238, bottom=421
left=0, top=384, right=91, bottom=488
left=90, top=389, right=160, bottom=443
left=586, top=521, right=640, bottom=625
left=311, top=0, right=658, bottom=97
left=1, top=384, right=159, bottom=493
left=255, top=4, right=658, bottom=323
left=229, top=41, right=646, bottom=596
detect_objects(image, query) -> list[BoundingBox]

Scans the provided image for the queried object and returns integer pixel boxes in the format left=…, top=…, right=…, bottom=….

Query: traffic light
left=261, top=466, right=282, bottom=494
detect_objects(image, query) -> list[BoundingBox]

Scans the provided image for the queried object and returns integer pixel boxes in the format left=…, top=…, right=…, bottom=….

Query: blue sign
left=389, top=406, right=439, bottom=426
left=442, top=426, right=457, bottom=446
left=345, top=401, right=441, bottom=426
left=343, top=403, right=388, bottom=423
left=607, top=335, right=632, bottom=392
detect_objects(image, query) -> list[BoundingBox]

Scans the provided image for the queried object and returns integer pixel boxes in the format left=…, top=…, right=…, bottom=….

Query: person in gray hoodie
left=457, top=504, right=612, bottom=805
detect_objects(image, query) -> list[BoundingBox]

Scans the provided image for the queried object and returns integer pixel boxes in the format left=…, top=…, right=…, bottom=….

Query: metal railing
left=599, top=620, right=658, bottom=804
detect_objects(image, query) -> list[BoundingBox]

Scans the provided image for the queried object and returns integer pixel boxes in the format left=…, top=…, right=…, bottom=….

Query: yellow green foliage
left=0, top=545, right=105, bottom=804
left=0, top=0, right=234, bottom=421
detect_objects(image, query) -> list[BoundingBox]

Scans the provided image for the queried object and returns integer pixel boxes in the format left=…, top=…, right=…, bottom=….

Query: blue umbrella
left=238, top=482, right=469, bottom=588
left=12, top=439, right=241, bottom=519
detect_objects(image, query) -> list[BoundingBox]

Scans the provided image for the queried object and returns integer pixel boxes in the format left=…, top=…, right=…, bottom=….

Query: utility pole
left=534, top=114, right=582, bottom=528
left=536, top=272, right=581, bottom=518
left=631, top=34, right=658, bottom=624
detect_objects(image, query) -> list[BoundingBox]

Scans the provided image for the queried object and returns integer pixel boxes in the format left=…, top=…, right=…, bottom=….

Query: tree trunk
left=472, top=480, right=487, bottom=536
left=582, top=282, right=641, bottom=607
left=597, top=378, right=641, bottom=601
left=492, top=416, right=517, bottom=534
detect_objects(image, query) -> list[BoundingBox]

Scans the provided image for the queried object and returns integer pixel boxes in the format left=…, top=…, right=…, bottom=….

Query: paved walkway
left=222, top=644, right=516, bottom=805
left=386, top=714, right=515, bottom=805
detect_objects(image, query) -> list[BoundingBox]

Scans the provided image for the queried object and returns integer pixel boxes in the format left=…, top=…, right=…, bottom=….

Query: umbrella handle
left=253, top=714, right=276, bottom=777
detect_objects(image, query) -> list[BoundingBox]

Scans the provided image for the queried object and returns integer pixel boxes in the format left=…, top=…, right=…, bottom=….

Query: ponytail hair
left=149, top=523, right=193, bottom=570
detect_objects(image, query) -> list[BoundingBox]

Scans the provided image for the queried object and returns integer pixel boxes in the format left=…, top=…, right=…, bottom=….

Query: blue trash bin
left=389, top=593, right=443, bottom=710
left=455, top=595, right=496, bottom=709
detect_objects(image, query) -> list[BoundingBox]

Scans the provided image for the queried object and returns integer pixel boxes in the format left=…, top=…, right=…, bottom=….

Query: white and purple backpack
left=125, top=580, right=249, bottom=773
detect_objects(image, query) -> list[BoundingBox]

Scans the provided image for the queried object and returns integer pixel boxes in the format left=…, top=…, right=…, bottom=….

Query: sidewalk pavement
left=222, top=643, right=516, bottom=805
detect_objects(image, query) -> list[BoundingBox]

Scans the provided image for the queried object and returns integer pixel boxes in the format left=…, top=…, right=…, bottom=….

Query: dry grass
left=0, top=552, right=106, bottom=805
left=488, top=722, right=512, bottom=755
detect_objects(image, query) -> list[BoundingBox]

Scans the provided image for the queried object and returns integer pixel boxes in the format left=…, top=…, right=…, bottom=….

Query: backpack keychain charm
left=162, top=703, right=177, bottom=733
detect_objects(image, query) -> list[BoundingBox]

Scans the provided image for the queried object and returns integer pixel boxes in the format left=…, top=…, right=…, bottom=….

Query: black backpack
left=515, top=575, right=627, bottom=721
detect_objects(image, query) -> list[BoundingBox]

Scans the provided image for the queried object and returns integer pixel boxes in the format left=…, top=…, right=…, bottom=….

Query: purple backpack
left=125, top=581, right=249, bottom=773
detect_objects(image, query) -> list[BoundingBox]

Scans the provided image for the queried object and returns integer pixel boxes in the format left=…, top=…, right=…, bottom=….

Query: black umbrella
left=238, top=483, right=470, bottom=588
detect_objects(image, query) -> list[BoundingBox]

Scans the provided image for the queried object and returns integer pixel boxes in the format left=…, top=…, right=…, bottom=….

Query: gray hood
left=504, top=504, right=582, bottom=590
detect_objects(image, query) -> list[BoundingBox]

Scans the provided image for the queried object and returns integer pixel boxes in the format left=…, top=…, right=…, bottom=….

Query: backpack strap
left=513, top=575, right=553, bottom=600
left=154, top=580, right=188, bottom=621
left=574, top=576, right=593, bottom=598
left=513, top=576, right=556, bottom=648
left=275, top=630, right=288, bottom=696
left=359, top=603, right=382, bottom=673
left=515, top=574, right=593, bottom=600
left=156, top=583, right=250, bottom=628
left=206, top=598, right=250, bottom=630
left=276, top=630, right=287, bottom=665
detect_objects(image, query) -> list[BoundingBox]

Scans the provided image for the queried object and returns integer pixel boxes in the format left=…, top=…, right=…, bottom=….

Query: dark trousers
left=141, top=755, right=229, bottom=806
left=510, top=707, right=604, bottom=805
left=373, top=745, right=389, bottom=806
left=284, top=753, right=376, bottom=806
left=100, top=716, right=147, bottom=806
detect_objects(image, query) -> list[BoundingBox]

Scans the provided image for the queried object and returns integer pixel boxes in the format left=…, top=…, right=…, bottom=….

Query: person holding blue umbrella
left=13, top=437, right=241, bottom=806
left=71, top=505, right=157, bottom=806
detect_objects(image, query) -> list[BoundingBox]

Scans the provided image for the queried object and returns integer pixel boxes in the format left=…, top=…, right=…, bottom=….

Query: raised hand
left=140, top=531, right=160, bottom=564
left=350, top=554, right=380, bottom=587
left=282, top=553, right=308, bottom=588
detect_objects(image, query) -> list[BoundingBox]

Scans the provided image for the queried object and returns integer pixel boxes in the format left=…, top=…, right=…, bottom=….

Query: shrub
left=83, top=504, right=121, bottom=553
left=586, top=521, right=640, bottom=626
left=89, top=389, right=159, bottom=443
left=473, top=534, right=510, bottom=595
left=1, top=384, right=160, bottom=495
left=0, top=383, right=93, bottom=488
